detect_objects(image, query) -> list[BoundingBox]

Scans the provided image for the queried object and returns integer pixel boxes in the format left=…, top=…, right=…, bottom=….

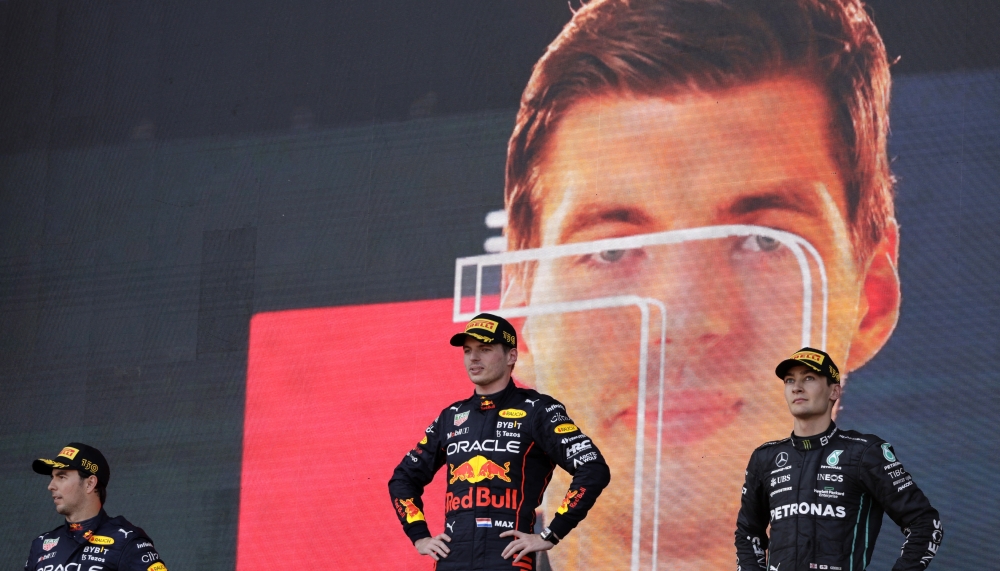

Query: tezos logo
left=826, top=450, right=843, bottom=467
left=775, top=452, right=789, bottom=467
left=881, top=443, right=896, bottom=462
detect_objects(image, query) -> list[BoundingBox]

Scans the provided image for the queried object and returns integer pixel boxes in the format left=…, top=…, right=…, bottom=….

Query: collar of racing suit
left=789, top=421, right=838, bottom=452
left=66, top=509, right=109, bottom=541
left=471, top=379, right=517, bottom=410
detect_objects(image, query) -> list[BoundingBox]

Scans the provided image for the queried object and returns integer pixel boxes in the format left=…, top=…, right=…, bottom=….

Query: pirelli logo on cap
left=791, top=351, right=824, bottom=365
left=467, top=319, right=499, bottom=333
left=58, top=447, right=80, bottom=460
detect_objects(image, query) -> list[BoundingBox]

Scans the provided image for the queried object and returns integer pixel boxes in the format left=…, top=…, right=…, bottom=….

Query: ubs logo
left=775, top=452, right=789, bottom=467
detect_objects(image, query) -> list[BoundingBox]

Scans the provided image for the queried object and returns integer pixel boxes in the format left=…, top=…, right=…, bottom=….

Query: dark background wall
left=2, top=0, right=999, bottom=154
left=1, top=1, right=998, bottom=569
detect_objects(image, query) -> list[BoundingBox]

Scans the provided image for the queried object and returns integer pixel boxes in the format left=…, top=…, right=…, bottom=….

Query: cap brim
left=449, top=333, right=468, bottom=347
left=775, top=358, right=823, bottom=379
left=32, top=458, right=70, bottom=475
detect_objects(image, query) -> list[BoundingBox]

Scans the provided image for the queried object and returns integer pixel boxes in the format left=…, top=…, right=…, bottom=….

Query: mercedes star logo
left=775, top=452, right=789, bottom=467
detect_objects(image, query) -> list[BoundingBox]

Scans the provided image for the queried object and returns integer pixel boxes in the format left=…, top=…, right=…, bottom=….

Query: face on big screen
left=506, top=77, right=899, bottom=569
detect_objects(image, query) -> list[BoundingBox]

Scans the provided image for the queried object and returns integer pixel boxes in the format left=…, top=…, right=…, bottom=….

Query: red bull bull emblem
left=556, top=488, right=586, bottom=514
left=449, top=455, right=511, bottom=484
left=394, top=498, right=426, bottom=524
left=480, top=397, right=495, bottom=411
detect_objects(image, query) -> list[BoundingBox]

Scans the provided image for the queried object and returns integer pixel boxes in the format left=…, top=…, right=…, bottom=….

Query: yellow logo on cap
left=467, top=319, right=499, bottom=333
left=58, top=447, right=80, bottom=460
left=88, top=535, right=114, bottom=545
left=791, top=351, right=825, bottom=365
left=466, top=332, right=494, bottom=343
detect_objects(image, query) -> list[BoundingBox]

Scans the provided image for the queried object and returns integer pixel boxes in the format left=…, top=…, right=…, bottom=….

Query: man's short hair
left=76, top=470, right=107, bottom=505
left=505, top=0, right=893, bottom=266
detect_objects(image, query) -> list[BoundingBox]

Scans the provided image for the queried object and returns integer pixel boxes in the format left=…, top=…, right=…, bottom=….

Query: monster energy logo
left=826, top=450, right=844, bottom=466
left=803, top=439, right=812, bottom=450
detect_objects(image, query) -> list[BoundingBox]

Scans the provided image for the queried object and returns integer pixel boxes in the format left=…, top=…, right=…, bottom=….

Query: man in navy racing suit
left=735, top=348, right=942, bottom=570
left=389, top=313, right=611, bottom=570
left=24, top=443, right=167, bottom=571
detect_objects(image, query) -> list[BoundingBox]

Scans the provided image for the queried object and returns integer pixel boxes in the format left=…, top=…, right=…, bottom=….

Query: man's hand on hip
left=499, top=530, right=554, bottom=563
left=414, top=534, right=452, bottom=561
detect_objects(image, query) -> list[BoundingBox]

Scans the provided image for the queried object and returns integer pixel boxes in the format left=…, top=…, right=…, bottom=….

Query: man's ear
left=830, top=382, right=843, bottom=403
left=507, top=347, right=519, bottom=367
left=845, top=220, right=900, bottom=372
left=85, top=475, right=98, bottom=494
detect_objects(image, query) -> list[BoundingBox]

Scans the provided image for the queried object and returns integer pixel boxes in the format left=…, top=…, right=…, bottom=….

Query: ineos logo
left=775, top=452, right=789, bottom=467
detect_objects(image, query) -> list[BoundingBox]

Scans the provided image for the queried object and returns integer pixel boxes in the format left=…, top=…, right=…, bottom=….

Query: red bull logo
left=449, top=455, right=511, bottom=484
left=394, top=498, right=426, bottom=524
left=556, top=488, right=586, bottom=514
left=446, top=487, right=519, bottom=512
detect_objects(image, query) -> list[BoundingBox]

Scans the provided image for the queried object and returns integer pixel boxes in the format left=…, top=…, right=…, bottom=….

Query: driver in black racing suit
left=389, top=313, right=611, bottom=570
left=736, top=348, right=942, bottom=570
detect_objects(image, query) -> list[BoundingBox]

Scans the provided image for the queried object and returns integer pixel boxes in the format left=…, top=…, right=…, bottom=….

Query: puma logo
left=449, top=405, right=460, bottom=411
left=524, top=399, right=538, bottom=407
left=119, top=529, right=133, bottom=538
left=446, top=521, right=455, bottom=533
left=769, top=564, right=780, bottom=571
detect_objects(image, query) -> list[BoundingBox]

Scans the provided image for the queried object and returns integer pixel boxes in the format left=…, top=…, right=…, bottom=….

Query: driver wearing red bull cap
left=389, top=313, right=611, bottom=570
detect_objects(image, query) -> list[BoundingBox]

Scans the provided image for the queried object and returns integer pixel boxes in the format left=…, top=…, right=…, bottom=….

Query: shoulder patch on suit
left=756, top=437, right=790, bottom=450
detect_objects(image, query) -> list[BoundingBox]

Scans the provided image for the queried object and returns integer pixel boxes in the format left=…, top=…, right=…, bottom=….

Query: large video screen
left=2, top=1, right=998, bottom=570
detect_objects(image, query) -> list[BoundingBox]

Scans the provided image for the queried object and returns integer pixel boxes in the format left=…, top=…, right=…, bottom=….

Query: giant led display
left=2, top=1, right=998, bottom=570
left=238, top=2, right=998, bottom=570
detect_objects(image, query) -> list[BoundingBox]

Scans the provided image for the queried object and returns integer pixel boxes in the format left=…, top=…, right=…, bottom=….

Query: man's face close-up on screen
left=503, top=76, right=899, bottom=569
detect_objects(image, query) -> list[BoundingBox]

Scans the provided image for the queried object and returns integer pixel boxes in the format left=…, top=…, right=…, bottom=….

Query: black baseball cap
left=32, top=443, right=110, bottom=487
left=775, top=347, right=841, bottom=383
left=450, top=313, right=517, bottom=348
